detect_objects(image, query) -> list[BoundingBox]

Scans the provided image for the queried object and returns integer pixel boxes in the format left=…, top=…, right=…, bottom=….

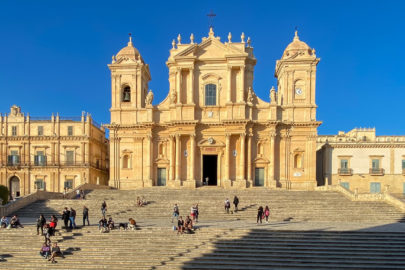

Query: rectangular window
left=8, top=150, right=19, bottom=165
left=66, top=151, right=74, bottom=165
left=35, top=179, right=44, bottom=190
left=34, top=151, right=47, bottom=166
left=402, top=160, right=405, bottom=170
left=370, top=182, right=381, bottom=194
left=11, top=126, right=17, bottom=136
left=38, top=126, right=43, bottom=136
left=340, top=159, right=348, bottom=169
left=372, top=159, right=380, bottom=169
left=67, top=126, right=73, bottom=136
left=64, top=180, right=73, bottom=189
left=205, top=84, right=216, bottom=106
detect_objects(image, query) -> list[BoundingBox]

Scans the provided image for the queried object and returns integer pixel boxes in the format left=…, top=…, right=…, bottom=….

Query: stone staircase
left=0, top=187, right=404, bottom=269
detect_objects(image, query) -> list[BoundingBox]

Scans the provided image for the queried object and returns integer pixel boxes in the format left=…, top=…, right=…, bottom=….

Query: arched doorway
left=9, top=176, right=20, bottom=199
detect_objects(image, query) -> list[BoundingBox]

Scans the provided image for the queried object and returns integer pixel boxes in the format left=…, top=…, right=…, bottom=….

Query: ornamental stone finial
left=172, top=39, right=176, bottom=49
left=294, top=29, right=299, bottom=41
left=241, top=32, right=245, bottom=43
left=177, top=34, right=182, bottom=45
left=190, top=33, right=194, bottom=44
left=270, top=86, right=277, bottom=104
left=128, top=33, right=133, bottom=46
left=227, top=32, right=232, bottom=43
left=209, top=27, right=214, bottom=37
left=112, top=55, right=116, bottom=64
left=247, top=37, right=251, bottom=47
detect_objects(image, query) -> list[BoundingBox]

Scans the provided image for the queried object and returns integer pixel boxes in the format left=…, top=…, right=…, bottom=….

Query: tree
left=0, top=185, right=9, bottom=205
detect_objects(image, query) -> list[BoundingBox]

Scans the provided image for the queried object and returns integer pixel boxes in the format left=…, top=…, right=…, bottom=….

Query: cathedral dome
left=115, top=35, right=144, bottom=63
left=282, top=31, right=314, bottom=59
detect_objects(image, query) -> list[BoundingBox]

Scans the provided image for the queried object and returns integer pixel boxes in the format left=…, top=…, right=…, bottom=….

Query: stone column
left=224, top=134, right=232, bottom=188
left=239, top=66, right=245, bottom=102
left=85, top=142, right=90, bottom=165
left=188, top=68, right=194, bottom=104
left=169, top=135, right=175, bottom=181
left=236, top=133, right=247, bottom=188
left=247, top=134, right=252, bottom=185
left=81, top=142, right=85, bottom=165
left=0, top=143, right=2, bottom=165
left=227, top=66, right=232, bottom=103
left=144, top=134, right=153, bottom=187
left=269, top=132, right=276, bottom=188
left=51, top=142, right=55, bottom=165
left=175, top=134, right=181, bottom=186
left=239, top=133, right=246, bottom=180
left=176, top=68, right=181, bottom=104
left=185, top=133, right=196, bottom=188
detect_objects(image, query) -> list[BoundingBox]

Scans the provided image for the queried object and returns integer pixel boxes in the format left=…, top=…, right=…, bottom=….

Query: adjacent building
left=106, top=29, right=321, bottom=190
left=317, top=128, right=405, bottom=194
left=0, top=105, right=109, bottom=198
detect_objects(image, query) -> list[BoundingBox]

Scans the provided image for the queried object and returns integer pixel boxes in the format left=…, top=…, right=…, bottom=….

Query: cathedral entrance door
left=255, top=168, right=265, bottom=186
left=157, top=168, right=166, bottom=186
left=203, top=155, right=217, bottom=186
left=9, top=176, right=20, bottom=198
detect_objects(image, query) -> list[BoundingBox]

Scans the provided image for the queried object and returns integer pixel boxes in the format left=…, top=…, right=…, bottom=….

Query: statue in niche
left=145, top=89, right=154, bottom=106
left=170, top=89, right=177, bottom=104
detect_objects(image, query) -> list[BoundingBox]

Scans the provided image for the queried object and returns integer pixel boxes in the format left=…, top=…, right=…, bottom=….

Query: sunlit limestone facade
left=0, top=106, right=109, bottom=198
left=106, top=29, right=321, bottom=190
left=317, top=128, right=405, bottom=194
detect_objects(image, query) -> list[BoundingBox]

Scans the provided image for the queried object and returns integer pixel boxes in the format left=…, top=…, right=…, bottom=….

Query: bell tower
left=275, top=30, right=319, bottom=122
left=108, top=35, right=151, bottom=125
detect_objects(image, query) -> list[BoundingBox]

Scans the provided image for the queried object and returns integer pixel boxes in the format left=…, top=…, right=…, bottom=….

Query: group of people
left=36, top=214, right=64, bottom=263
left=224, top=196, right=239, bottom=214
left=257, top=205, right=270, bottom=224
left=171, top=203, right=198, bottom=234
left=1, top=215, right=24, bottom=229
left=62, top=188, right=85, bottom=200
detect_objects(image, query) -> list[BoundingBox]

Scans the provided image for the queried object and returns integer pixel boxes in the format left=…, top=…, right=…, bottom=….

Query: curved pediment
left=253, top=156, right=270, bottom=164
left=198, top=138, right=225, bottom=147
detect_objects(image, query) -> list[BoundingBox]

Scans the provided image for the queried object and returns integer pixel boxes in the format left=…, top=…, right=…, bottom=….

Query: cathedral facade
left=106, top=28, right=321, bottom=190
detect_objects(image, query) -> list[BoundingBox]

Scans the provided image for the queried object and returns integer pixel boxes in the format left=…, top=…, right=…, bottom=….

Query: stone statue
left=247, top=87, right=254, bottom=103
left=270, top=86, right=277, bottom=104
left=145, top=90, right=154, bottom=106
left=170, top=90, right=177, bottom=104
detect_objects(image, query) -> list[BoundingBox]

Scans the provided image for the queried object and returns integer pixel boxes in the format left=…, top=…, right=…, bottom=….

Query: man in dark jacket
left=69, top=208, right=76, bottom=229
left=233, top=196, right=239, bottom=212
left=83, top=206, right=90, bottom=226
left=61, top=207, right=70, bottom=229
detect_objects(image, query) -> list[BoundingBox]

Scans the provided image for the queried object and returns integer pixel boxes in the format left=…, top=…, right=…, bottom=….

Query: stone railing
left=0, top=191, right=63, bottom=217
left=315, top=184, right=405, bottom=212
left=0, top=183, right=113, bottom=217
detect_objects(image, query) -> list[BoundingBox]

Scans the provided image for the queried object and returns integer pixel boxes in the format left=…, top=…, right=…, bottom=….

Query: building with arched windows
left=106, top=28, right=321, bottom=190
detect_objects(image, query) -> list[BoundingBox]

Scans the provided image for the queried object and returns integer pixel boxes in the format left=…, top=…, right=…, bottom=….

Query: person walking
left=264, top=205, right=270, bottom=223
left=257, top=206, right=264, bottom=224
left=62, top=207, right=70, bottom=229
left=69, top=207, right=76, bottom=229
left=83, top=206, right=90, bottom=226
left=171, top=203, right=179, bottom=223
left=233, top=196, right=239, bottom=212
left=101, top=201, right=107, bottom=219
left=36, top=214, right=46, bottom=235
left=224, top=198, right=231, bottom=214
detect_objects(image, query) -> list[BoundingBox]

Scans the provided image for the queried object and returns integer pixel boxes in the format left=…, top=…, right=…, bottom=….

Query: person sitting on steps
left=39, top=242, right=51, bottom=259
left=128, top=218, right=136, bottom=230
left=1, top=216, right=9, bottom=228
left=184, top=216, right=194, bottom=233
left=48, top=242, right=64, bottom=263
left=177, top=216, right=185, bottom=235
left=107, top=217, right=115, bottom=230
left=98, top=217, right=108, bottom=232
left=10, top=215, right=23, bottom=228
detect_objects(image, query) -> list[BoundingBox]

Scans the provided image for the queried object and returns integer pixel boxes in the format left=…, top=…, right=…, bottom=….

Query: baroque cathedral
left=106, top=28, right=321, bottom=190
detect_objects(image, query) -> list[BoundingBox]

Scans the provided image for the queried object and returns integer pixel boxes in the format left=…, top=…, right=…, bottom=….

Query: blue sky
left=0, top=0, right=404, bottom=135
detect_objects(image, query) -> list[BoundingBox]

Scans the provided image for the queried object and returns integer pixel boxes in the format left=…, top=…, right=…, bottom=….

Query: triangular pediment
left=175, top=38, right=245, bottom=60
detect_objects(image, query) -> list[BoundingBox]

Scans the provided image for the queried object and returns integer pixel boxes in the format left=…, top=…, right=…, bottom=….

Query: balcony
left=369, top=168, right=385, bottom=176
left=338, top=168, right=353, bottom=176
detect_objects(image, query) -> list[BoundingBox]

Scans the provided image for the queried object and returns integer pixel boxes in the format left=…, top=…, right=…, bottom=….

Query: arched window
left=123, top=155, right=130, bottom=169
left=205, top=84, right=216, bottom=106
left=294, top=154, right=302, bottom=169
left=122, top=86, right=131, bottom=102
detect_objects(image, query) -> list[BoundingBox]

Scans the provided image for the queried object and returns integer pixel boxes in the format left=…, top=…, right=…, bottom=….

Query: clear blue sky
left=0, top=0, right=404, bottom=135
